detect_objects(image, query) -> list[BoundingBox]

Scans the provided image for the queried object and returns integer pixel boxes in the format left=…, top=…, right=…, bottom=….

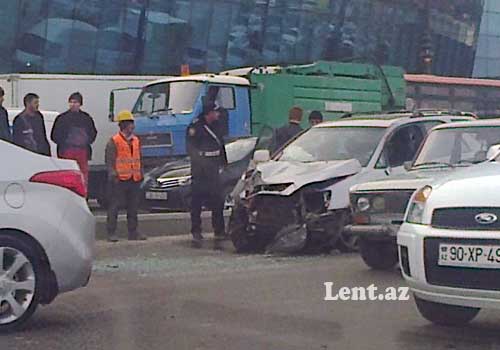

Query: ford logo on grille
left=475, top=213, right=498, bottom=225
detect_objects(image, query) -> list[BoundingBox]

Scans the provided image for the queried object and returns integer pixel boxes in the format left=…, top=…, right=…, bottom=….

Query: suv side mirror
left=403, top=161, right=413, bottom=171
left=253, top=149, right=270, bottom=163
left=487, top=144, right=500, bottom=160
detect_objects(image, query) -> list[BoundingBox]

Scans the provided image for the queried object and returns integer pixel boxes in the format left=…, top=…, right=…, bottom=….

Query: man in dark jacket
left=308, top=110, right=324, bottom=127
left=186, top=103, right=228, bottom=245
left=273, top=106, right=303, bottom=151
left=12, top=93, right=51, bottom=156
left=51, top=92, right=97, bottom=186
left=0, top=87, right=11, bottom=142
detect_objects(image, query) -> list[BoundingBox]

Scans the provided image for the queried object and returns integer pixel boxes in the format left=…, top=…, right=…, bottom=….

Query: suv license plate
left=438, top=244, right=500, bottom=269
left=145, top=192, right=168, bottom=201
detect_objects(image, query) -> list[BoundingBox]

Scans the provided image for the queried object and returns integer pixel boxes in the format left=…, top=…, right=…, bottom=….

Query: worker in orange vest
left=105, top=110, right=146, bottom=242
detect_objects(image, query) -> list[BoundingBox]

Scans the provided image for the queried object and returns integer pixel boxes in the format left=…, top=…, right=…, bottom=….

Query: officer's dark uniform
left=186, top=112, right=228, bottom=240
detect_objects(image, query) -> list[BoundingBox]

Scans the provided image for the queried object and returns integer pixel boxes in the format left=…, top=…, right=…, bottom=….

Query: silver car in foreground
left=0, top=140, right=95, bottom=331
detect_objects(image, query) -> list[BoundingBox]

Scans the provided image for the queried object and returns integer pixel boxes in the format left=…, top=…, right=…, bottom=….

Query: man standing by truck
left=12, top=93, right=51, bottom=156
left=308, top=110, right=324, bottom=127
left=0, top=87, right=11, bottom=142
left=51, top=92, right=97, bottom=186
left=273, top=106, right=303, bottom=151
left=186, top=103, right=228, bottom=246
left=105, top=110, right=146, bottom=242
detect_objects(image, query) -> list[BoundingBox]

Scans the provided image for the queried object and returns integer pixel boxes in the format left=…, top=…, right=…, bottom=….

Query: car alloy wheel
left=0, top=236, right=40, bottom=332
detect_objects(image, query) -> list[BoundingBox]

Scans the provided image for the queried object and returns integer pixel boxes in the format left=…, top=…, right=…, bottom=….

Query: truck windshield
left=413, top=126, right=500, bottom=168
left=133, top=81, right=202, bottom=115
left=277, top=127, right=386, bottom=166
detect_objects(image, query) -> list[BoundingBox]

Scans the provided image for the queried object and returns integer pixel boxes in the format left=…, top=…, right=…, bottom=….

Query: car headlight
left=357, top=197, right=370, bottom=212
left=372, top=196, right=385, bottom=211
left=406, top=186, right=432, bottom=224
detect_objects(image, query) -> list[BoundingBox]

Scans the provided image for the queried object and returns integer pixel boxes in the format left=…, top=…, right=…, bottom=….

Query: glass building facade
left=0, top=0, right=484, bottom=76
left=473, top=0, right=500, bottom=77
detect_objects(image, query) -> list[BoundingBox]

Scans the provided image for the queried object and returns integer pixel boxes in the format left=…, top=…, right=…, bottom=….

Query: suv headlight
left=406, top=186, right=432, bottom=224
left=357, top=197, right=370, bottom=212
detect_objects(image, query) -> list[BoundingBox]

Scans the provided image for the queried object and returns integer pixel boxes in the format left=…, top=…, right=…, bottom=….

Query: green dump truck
left=222, top=60, right=406, bottom=133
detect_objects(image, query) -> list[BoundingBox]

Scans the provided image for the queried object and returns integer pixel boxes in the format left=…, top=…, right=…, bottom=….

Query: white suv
left=398, top=160, right=500, bottom=326
left=0, top=140, right=95, bottom=331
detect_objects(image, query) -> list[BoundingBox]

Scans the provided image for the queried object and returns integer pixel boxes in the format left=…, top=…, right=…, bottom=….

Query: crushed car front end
left=229, top=159, right=360, bottom=254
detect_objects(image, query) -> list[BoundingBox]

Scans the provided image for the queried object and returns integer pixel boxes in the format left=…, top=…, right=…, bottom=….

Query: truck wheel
left=0, top=235, right=43, bottom=333
left=414, top=295, right=480, bottom=326
left=359, top=239, right=398, bottom=270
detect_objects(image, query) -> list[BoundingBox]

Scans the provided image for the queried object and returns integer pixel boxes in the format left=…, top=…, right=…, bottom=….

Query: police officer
left=186, top=103, right=227, bottom=244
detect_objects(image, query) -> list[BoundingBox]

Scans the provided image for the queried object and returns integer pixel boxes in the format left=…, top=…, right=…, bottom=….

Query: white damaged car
left=399, top=159, right=500, bottom=326
left=229, top=111, right=474, bottom=254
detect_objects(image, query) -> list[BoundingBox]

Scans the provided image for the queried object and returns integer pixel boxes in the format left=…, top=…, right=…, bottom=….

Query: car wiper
left=412, top=161, right=455, bottom=169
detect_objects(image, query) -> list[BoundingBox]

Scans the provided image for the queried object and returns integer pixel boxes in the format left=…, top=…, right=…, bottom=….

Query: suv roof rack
left=340, top=109, right=478, bottom=119
left=409, top=109, right=478, bottom=118
left=340, top=110, right=412, bottom=119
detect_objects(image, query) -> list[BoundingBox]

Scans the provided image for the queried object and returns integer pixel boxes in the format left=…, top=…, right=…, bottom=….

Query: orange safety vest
left=112, top=133, right=143, bottom=182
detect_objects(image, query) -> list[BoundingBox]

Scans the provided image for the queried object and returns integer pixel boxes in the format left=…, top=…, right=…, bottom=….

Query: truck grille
left=424, top=237, right=500, bottom=291
left=432, top=207, right=500, bottom=230
left=138, top=133, right=173, bottom=148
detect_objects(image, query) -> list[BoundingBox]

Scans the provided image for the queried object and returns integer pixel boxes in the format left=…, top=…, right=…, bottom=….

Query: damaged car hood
left=254, top=159, right=362, bottom=196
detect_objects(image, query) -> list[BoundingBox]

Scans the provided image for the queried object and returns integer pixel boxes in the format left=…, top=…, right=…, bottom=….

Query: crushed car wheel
left=0, top=235, right=42, bottom=333
left=229, top=206, right=265, bottom=253
left=359, top=239, right=398, bottom=270
left=414, top=295, right=480, bottom=326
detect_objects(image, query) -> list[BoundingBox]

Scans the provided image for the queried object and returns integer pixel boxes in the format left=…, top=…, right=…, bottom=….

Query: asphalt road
left=2, top=236, right=500, bottom=350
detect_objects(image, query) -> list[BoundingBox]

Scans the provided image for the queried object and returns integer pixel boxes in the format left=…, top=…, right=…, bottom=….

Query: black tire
left=359, top=239, right=398, bottom=270
left=414, top=295, right=480, bottom=326
left=229, top=206, right=264, bottom=253
left=0, top=234, right=43, bottom=333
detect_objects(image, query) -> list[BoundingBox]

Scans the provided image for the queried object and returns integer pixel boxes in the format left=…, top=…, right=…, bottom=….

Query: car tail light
left=30, top=170, right=87, bottom=198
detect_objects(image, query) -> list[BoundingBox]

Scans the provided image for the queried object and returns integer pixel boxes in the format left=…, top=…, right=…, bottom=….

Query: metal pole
left=134, top=0, right=150, bottom=73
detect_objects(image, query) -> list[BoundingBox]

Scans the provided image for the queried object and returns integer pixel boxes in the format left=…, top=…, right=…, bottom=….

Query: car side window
left=382, top=123, right=428, bottom=168
left=207, top=85, right=236, bottom=110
